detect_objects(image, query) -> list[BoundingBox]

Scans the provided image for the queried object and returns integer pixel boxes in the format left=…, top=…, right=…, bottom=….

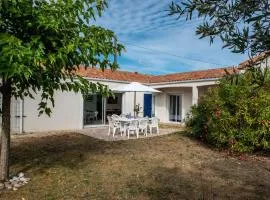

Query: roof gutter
left=147, top=77, right=220, bottom=86
left=83, top=77, right=131, bottom=84
left=83, top=77, right=220, bottom=85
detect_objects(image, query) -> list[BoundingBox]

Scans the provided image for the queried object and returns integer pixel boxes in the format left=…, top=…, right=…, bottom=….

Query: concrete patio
left=78, top=126, right=180, bottom=141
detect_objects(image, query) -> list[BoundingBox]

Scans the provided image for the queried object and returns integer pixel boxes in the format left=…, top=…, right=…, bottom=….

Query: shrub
left=186, top=67, right=270, bottom=153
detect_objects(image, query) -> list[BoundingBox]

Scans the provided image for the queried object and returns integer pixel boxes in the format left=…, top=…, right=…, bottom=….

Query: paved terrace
left=11, top=126, right=182, bottom=141
left=78, top=127, right=180, bottom=141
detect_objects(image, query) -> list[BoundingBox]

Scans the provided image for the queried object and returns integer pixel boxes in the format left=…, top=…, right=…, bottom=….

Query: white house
left=7, top=53, right=269, bottom=133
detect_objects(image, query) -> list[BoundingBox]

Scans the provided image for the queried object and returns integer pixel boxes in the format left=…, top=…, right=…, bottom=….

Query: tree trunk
left=0, top=80, right=11, bottom=182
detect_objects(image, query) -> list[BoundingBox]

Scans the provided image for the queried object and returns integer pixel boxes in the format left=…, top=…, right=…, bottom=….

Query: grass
left=0, top=131, right=270, bottom=200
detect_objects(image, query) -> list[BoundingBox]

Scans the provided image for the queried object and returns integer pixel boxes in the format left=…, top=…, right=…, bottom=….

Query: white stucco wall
left=155, top=92, right=167, bottom=122
left=151, top=78, right=219, bottom=123
left=10, top=97, right=20, bottom=133
left=21, top=91, right=83, bottom=132
left=154, top=87, right=192, bottom=123
left=10, top=79, right=147, bottom=133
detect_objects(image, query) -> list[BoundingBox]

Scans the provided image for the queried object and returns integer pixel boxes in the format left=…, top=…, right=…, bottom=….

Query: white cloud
left=94, top=0, right=248, bottom=74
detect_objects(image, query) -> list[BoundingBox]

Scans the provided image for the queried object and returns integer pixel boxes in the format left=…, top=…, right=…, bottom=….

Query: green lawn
left=0, top=131, right=269, bottom=200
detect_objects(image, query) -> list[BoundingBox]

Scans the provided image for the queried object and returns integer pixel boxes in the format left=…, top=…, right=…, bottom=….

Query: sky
left=94, top=0, right=248, bottom=75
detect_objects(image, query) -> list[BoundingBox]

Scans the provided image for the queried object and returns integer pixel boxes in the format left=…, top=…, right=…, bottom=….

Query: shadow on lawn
left=127, top=165, right=269, bottom=200
left=6, top=131, right=270, bottom=200
left=9, top=133, right=119, bottom=173
left=144, top=166, right=216, bottom=200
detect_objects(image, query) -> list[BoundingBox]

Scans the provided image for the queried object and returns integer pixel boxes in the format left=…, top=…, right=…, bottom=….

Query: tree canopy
left=0, top=0, right=124, bottom=115
left=170, top=0, right=270, bottom=56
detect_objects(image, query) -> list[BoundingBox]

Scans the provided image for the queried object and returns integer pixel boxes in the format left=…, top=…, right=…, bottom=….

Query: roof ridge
left=83, top=66, right=154, bottom=77
left=159, top=66, right=236, bottom=77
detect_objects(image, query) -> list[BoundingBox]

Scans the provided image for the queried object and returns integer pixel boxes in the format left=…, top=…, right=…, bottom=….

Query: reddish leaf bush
left=186, top=67, right=270, bottom=153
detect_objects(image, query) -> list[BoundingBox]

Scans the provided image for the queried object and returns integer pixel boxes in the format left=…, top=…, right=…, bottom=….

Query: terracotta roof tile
left=76, top=66, right=237, bottom=84
left=149, top=67, right=237, bottom=83
left=75, top=53, right=268, bottom=84
left=239, top=51, right=270, bottom=69
left=76, top=67, right=152, bottom=83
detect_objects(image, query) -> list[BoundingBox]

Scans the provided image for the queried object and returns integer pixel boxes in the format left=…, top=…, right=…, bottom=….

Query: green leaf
left=0, top=0, right=124, bottom=117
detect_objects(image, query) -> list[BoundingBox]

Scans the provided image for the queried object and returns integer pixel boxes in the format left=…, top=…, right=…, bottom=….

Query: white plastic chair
left=149, top=117, right=159, bottom=134
left=138, top=118, right=148, bottom=136
left=107, top=116, right=120, bottom=137
left=127, top=120, right=139, bottom=139
left=111, top=114, right=120, bottom=120
left=88, top=111, right=98, bottom=121
left=110, top=114, right=128, bottom=137
left=119, top=121, right=128, bottom=136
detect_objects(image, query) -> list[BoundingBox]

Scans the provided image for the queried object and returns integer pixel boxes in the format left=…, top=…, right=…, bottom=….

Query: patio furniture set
left=107, top=114, right=159, bottom=138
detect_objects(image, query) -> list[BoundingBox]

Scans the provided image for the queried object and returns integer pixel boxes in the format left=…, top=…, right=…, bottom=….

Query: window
left=169, top=95, right=182, bottom=122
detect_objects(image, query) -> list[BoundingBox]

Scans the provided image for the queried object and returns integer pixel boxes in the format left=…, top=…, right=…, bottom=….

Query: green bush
left=186, top=67, right=270, bottom=153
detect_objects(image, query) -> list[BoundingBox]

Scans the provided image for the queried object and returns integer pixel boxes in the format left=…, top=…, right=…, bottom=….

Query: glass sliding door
left=169, top=95, right=182, bottom=122
left=83, top=93, right=123, bottom=126
left=83, top=94, right=105, bottom=126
